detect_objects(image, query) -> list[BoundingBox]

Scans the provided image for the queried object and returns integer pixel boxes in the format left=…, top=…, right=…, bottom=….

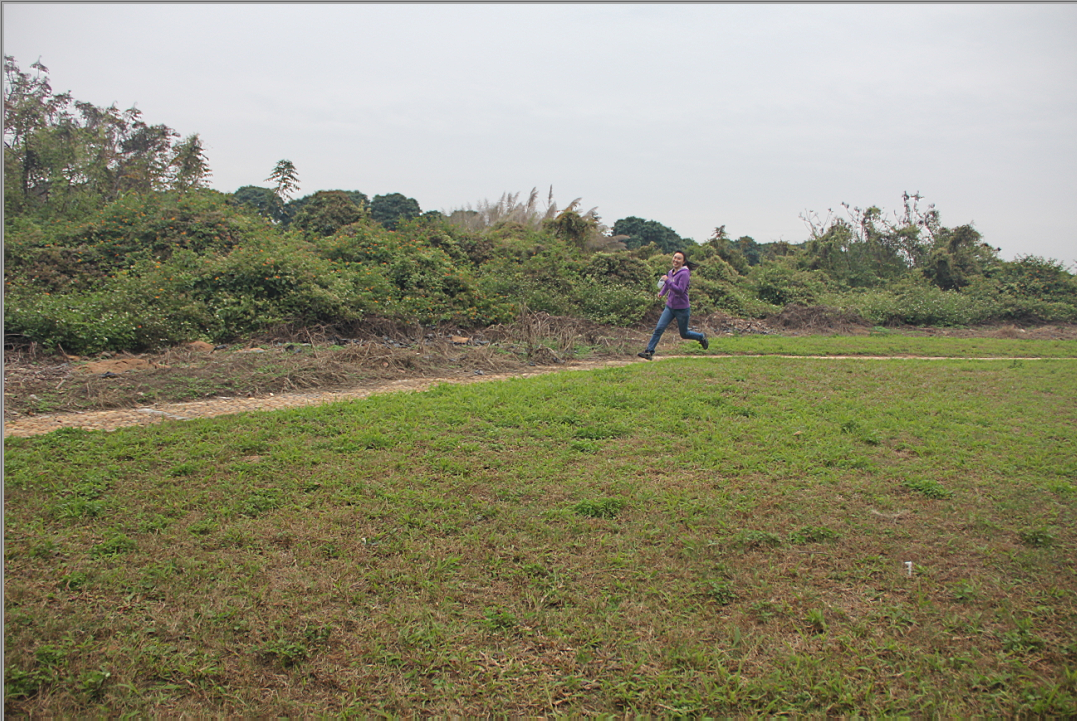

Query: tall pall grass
left=5, top=355, right=1076, bottom=715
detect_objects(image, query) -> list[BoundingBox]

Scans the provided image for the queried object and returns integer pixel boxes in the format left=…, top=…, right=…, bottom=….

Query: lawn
left=4, top=353, right=1076, bottom=715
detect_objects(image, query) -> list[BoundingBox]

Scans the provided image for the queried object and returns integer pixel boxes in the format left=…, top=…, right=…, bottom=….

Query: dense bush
left=4, top=180, right=1075, bottom=354
left=751, top=264, right=828, bottom=307
left=291, top=191, right=369, bottom=237
left=577, top=280, right=653, bottom=326
left=994, top=255, right=1077, bottom=303
left=4, top=276, right=211, bottom=353
left=824, top=278, right=1077, bottom=328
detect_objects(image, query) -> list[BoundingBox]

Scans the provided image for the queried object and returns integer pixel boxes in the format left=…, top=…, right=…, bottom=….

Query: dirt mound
left=77, top=357, right=168, bottom=374
left=767, top=305, right=871, bottom=334
left=911, top=323, right=1077, bottom=340
left=696, top=312, right=777, bottom=335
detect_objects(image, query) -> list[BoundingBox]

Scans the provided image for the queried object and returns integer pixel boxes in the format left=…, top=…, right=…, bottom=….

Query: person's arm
left=666, top=268, right=690, bottom=295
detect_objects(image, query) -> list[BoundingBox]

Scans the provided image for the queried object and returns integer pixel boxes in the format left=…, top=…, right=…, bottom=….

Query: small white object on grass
left=904, top=561, right=913, bottom=576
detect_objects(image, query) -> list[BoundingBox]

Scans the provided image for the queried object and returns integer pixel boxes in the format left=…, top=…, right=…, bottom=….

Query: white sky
left=4, top=3, right=1076, bottom=265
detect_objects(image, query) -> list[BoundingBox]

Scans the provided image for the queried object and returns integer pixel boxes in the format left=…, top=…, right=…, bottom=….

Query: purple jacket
left=660, top=267, right=691, bottom=309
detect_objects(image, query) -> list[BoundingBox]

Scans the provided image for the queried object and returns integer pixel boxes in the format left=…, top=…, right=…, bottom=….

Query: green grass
left=695, top=334, right=1077, bottom=358
left=5, top=355, right=1077, bottom=715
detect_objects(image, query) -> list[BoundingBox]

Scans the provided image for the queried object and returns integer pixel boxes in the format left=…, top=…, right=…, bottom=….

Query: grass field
left=4, top=347, right=1077, bottom=715
left=703, top=333, right=1077, bottom=358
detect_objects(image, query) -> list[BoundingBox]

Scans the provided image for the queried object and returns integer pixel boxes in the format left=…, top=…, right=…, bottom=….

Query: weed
left=804, top=609, right=828, bottom=634
left=5, top=667, right=50, bottom=700
left=788, top=525, right=839, bottom=544
left=950, top=580, right=978, bottom=602
left=78, top=669, right=111, bottom=700
left=750, top=599, right=791, bottom=622
left=168, top=461, right=200, bottom=477
left=702, top=580, right=738, bottom=605
left=572, top=497, right=626, bottom=519
left=1018, top=527, right=1056, bottom=548
left=731, top=529, right=783, bottom=549
left=236, top=489, right=282, bottom=517
left=29, top=539, right=60, bottom=559
left=483, top=607, right=519, bottom=632
left=303, top=625, right=333, bottom=645
left=57, top=570, right=89, bottom=591
left=1002, top=619, right=1047, bottom=653
left=137, top=513, right=171, bottom=533
left=903, top=478, right=954, bottom=499
left=89, top=532, right=136, bottom=558
left=51, top=497, right=106, bottom=520
left=187, top=518, right=217, bottom=536
left=259, top=639, right=309, bottom=668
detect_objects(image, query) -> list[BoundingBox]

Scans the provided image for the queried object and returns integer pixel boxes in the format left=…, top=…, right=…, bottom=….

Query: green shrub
left=693, top=255, right=741, bottom=284
left=291, top=190, right=368, bottom=237
left=691, top=276, right=777, bottom=318
left=995, top=255, right=1077, bottom=303
left=584, top=252, right=652, bottom=287
left=5, top=286, right=146, bottom=354
left=577, top=279, right=652, bottom=326
left=833, top=278, right=1077, bottom=327
left=751, top=265, right=827, bottom=307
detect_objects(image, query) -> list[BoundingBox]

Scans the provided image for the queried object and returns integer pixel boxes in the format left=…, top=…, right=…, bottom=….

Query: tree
left=266, top=159, right=300, bottom=204
left=996, top=255, right=1077, bottom=302
left=734, top=236, right=762, bottom=266
left=70, top=99, right=178, bottom=200
left=797, top=194, right=940, bottom=287
left=370, top=192, right=421, bottom=230
left=922, top=224, right=998, bottom=290
left=548, top=208, right=592, bottom=249
left=341, top=190, right=369, bottom=208
left=291, top=190, right=369, bottom=237
left=232, top=185, right=285, bottom=223
left=3, top=55, right=194, bottom=220
left=3, top=55, right=74, bottom=215
left=702, top=225, right=749, bottom=274
left=612, top=216, right=688, bottom=254
left=168, top=133, right=211, bottom=192
left=283, top=189, right=368, bottom=226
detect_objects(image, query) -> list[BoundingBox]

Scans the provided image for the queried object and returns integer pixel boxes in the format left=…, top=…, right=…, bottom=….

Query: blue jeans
left=646, top=306, right=704, bottom=353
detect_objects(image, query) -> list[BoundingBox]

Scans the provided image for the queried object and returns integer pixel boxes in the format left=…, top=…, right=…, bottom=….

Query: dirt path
left=1, top=354, right=1056, bottom=438
left=2, top=358, right=639, bottom=438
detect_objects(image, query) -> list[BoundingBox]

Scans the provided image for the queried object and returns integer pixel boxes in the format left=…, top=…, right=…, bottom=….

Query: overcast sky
left=5, top=3, right=1076, bottom=265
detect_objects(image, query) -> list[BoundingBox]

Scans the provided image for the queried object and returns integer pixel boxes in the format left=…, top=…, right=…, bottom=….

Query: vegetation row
left=5, top=56, right=1076, bottom=355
